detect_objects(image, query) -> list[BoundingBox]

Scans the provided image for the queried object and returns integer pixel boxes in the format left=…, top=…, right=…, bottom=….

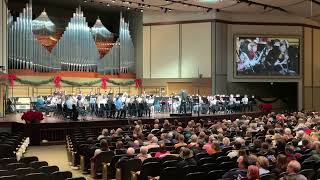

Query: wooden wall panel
left=167, top=82, right=193, bottom=95
left=304, top=28, right=312, bottom=87
left=303, top=87, right=313, bottom=110
left=36, top=88, right=52, bottom=96
left=167, top=80, right=212, bottom=96
left=314, top=87, right=320, bottom=111
left=313, top=29, right=320, bottom=87
left=9, top=86, right=29, bottom=97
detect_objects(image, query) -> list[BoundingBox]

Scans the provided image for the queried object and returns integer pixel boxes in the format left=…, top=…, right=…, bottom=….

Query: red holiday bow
left=135, top=79, right=142, bottom=88
left=101, top=76, right=109, bottom=89
left=8, top=74, right=17, bottom=87
left=54, top=75, right=62, bottom=88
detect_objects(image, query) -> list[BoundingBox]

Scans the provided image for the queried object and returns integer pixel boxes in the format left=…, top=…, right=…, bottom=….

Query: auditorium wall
left=303, top=27, right=320, bottom=111
left=221, top=23, right=303, bottom=110
left=143, top=22, right=212, bottom=79
left=142, top=22, right=212, bottom=95
left=0, top=0, right=8, bottom=117
left=142, top=16, right=317, bottom=110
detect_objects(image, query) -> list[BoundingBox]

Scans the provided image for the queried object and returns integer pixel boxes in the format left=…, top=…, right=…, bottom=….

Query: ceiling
left=8, top=0, right=320, bottom=22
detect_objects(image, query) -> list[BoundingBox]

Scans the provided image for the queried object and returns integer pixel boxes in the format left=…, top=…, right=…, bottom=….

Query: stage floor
left=1, top=111, right=261, bottom=124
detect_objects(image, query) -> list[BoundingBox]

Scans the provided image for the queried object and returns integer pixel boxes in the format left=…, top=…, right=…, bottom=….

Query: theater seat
left=117, top=158, right=142, bottom=180
left=29, top=161, right=49, bottom=169
left=23, top=173, right=49, bottom=180
left=207, top=170, right=225, bottom=180
left=0, top=170, right=12, bottom=177
left=0, top=175, right=19, bottom=180
left=90, top=151, right=114, bottom=179
left=14, top=167, right=39, bottom=177
left=19, top=156, right=39, bottom=165
left=38, top=166, right=59, bottom=174
left=139, top=162, right=161, bottom=180
left=299, top=169, right=315, bottom=180
left=51, top=171, right=73, bottom=180
left=7, top=163, right=28, bottom=171
left=66, top=177, right=86, bottom=180
left=159, top=167, right=178, bottom=180
left=185, top=172, right=206, bottom=180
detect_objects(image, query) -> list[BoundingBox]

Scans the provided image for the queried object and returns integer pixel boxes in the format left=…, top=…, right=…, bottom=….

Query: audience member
left=280, top=160, right=307, bottom=180
left=155, top=143, right=170, bottom=158
left=137, top=146, right=151, bottom=162
left=247, top=165, right=259, bottom=180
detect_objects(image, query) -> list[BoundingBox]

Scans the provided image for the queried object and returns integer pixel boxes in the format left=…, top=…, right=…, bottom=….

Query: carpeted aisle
left=25, top=145, right=93, bottom=180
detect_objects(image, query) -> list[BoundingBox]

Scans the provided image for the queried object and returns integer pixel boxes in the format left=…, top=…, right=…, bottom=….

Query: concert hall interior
left=0, top=0, right=320, bottom=180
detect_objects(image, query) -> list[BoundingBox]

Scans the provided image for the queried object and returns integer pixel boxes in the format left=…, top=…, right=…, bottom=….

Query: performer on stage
left=242, top=95, right=249, bottom=112
left=179, top=90, right=188, bottom=114
left=89, top=92, right=96, bottom=115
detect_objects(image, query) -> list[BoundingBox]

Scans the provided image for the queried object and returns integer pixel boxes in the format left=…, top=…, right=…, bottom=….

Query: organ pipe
left=51, top=7, right=99, bottom=72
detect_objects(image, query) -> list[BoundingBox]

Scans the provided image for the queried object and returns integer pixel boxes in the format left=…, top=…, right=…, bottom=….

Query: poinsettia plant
left=21, top=110, right=44, bottom=122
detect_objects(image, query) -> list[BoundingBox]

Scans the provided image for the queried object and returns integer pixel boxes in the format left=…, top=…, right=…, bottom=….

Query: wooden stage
left=2, top=111, right=263, bottom=145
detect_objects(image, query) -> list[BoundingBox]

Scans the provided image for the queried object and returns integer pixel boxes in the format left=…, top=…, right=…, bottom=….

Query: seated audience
left=97, top=128, right=109, bottom=141
left=118, top=147, right=136, bottom=163
left=223, top=155, right=249, bottom=179
left=271, top=154, right=288, bottom=176
left=203, top=135, right=216, bottom=152
left=93, top=139, right=110, bottom=157
left=227, top=142, right=242, bottom=158
left=207, top=142, right=220, bottom=155
left=247, top=165, right=259, bottom=180
left=177, top=147, right=197, bottom=168
left=145, top=136, right=160, bottom=150
left=174, top=134, right=187, bottom=149
left=256, top=156, right=270, bottom=175
left=136, top=146, right=151, bottom=162
left=115, top=141, right=126, bottom=155
left=155, top=143, right=170, bottom=158
left=280, top=160, right=307, bottom=180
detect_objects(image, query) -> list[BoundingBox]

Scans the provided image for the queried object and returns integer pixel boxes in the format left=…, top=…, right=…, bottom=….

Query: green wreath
left=14, top=77, right=135, bottom=87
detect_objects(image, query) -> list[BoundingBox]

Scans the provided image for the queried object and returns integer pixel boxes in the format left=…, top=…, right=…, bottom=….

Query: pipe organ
left=51, top=7, right=100, bottom=72
left=8, top=1, right=136, bottom=75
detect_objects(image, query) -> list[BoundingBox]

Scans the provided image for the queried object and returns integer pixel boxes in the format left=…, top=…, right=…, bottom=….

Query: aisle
left=25, top=145, right=92, bottom=180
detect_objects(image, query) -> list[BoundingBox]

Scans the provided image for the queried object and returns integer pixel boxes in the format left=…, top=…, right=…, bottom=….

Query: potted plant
left=21, top=110, right=44, bottom=124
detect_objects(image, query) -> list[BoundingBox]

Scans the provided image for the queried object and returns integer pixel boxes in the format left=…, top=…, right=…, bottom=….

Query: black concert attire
left=179, top=91, right=187, bottom=114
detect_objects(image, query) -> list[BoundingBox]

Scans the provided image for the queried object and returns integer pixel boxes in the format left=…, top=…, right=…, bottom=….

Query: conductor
left=179, top=90, right=188, bottom=114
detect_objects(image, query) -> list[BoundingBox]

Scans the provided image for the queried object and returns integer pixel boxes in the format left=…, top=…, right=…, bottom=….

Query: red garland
left=135, top=79, right=142, bottom=88
left=54, top=75, right=62, bottom=88
left=8, top=74, right=17, bottom=87
left=101, top=76, right=109, bottom=89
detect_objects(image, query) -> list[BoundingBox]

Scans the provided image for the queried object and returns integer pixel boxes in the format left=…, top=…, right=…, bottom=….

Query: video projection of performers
left=234, top=36, right=300, bottom=77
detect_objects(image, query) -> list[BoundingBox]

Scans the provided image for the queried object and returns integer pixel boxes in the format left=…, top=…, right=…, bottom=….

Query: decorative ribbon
left=101, top=76, right=109, bottom=89
left=135, top=79, right=142, bottom=88
left=8, top=74, right=17, bottom=87
left=53, top=75, right=62, bottom=88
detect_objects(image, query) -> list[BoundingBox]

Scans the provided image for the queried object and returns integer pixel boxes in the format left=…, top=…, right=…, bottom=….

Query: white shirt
left=242, top=97, right=249, bottom=104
